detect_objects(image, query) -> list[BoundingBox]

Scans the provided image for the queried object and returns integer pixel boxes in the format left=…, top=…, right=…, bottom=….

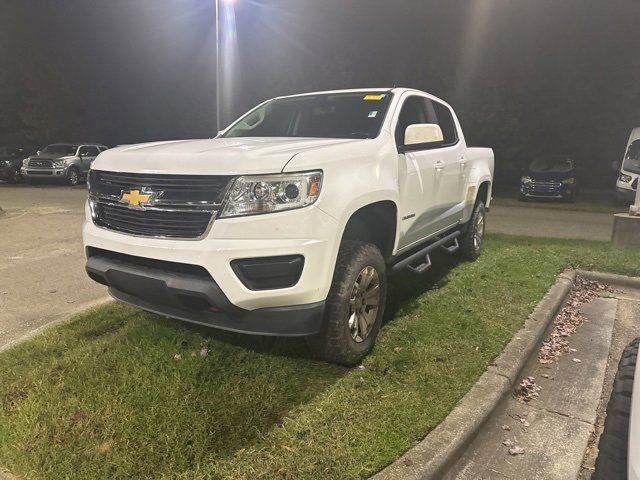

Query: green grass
left=492, top=195, right=619, bottom=214
left=1, top=235, right=639, bottom=479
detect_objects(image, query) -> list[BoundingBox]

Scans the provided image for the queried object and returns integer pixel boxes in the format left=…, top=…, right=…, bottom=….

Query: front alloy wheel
left=348, top=266, right=381, bottom=343
left=67, top=168, right=80, bottom=186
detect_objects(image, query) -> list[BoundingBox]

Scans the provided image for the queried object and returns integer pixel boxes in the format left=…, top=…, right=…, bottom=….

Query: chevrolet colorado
left=83, top=88, right=494, bottom=365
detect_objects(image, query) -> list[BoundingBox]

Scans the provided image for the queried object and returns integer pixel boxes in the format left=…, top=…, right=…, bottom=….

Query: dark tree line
left=2, top=0, right=640, bottom=189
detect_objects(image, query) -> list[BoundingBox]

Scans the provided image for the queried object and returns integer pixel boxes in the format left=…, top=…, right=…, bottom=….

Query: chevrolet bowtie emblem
left=119, top=189, right=152, bottom=208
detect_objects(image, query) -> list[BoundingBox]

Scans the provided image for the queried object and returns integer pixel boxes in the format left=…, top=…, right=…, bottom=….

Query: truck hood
left=92, top=137, right=363, bottom=175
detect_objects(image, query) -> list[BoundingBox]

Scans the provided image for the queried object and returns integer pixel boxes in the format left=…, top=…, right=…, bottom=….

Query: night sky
left=3, top=0, right=640, bottom=187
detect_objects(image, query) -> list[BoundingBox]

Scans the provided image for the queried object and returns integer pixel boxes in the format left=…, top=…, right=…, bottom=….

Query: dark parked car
left=0, top=146, right=39, bottom=183
left=519, top=155, right=579, bottom=202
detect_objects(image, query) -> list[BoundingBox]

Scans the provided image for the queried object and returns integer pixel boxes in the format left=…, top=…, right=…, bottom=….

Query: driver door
left=395, top=95, right=442, bottom=251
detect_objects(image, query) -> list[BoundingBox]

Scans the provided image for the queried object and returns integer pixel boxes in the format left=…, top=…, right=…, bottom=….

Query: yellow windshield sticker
left=364, top=94, right=385, bottom=101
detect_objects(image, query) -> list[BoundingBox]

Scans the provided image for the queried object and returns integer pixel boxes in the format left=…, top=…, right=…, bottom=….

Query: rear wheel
left=593, top=337, right=639, bottom=480
left=460, top=201, right=486, bottom=261
left=307, top=240, right=387, bottom=366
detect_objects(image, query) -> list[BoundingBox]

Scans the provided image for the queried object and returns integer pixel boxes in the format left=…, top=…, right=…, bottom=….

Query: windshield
left=622, top=140, right=640, bottom=174
left=42, top=144, right=78, bottom=156
left=529, top=156, right=573, bottom=173
left=223, top=92, right=392, bottom=140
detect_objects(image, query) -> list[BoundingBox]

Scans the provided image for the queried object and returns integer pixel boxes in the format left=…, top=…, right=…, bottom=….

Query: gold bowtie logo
left=120, top=190, right=152, bottom=207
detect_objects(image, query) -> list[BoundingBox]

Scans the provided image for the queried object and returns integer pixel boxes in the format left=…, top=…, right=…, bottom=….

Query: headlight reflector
left=521, top=176, right=533, bottom=184
left=220, top=171, right=323, bottom=218
left=562, top=177, right=575, bottom=185
left=619, top=173, right=633, bottom=183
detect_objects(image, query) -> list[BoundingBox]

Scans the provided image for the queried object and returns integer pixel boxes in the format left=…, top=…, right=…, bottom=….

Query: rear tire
left=307, top=240, right=387, bottom=366
left=460, top=201, right=486, bottom=261
left=593, top=337, right=639, bottom=480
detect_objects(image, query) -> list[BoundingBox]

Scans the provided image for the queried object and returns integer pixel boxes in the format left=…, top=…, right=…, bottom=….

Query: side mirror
left=401, top=124, right=444, bottom=151
left=36, top=150, right=41, bottom=155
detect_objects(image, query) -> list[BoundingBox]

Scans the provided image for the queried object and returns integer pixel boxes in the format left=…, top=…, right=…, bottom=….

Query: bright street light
left=215, top=0, right=236, bottom=133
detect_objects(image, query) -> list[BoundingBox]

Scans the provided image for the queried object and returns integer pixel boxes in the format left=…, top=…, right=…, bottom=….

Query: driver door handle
left=435, top=160, right=445, bottom=172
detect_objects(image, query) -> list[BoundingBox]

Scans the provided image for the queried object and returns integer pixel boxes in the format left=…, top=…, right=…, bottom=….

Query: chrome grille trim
left=88, top=170, right=234, bottom=239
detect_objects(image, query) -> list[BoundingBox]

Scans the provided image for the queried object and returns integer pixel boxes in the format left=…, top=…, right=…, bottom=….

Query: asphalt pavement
left=0, top=183, right=108, bottom=351
left=487, top=204, right=614, bottom=241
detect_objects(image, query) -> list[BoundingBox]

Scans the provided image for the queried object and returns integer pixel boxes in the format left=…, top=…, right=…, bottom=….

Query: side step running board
left=391, top=231, right=461, bottom=275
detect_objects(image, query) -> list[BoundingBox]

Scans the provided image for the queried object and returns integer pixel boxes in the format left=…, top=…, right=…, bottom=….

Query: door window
left=432, top=101, right=459, bottom=146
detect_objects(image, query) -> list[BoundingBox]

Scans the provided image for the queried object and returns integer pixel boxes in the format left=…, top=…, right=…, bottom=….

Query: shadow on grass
left=170, top=250, right=462, bottom=364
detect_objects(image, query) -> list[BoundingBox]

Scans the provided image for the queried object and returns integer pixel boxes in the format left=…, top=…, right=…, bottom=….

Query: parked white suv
left=83, top=88, right=494, bottom=365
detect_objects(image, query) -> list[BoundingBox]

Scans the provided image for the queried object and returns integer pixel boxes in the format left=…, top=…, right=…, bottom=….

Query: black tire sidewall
left=310, top=241, right=387, bottom=366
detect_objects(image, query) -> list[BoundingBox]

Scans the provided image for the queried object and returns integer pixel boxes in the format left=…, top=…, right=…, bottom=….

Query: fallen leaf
left=509, top=446, right=525, bottom=456
left=174, top=354, right=182, bottom=361
left=572, top=358, right=582, bottom=363
left=501, top=425, right=511, bottom=431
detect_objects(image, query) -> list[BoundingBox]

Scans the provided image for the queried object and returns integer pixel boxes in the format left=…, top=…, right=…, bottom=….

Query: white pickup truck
left=83, top=88, right=494, bottom=365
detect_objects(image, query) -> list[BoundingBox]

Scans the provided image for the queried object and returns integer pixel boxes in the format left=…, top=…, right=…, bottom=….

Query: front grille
left=528, top=180, right=561, bottom=196
left=28, top=159, right=53, bottom=168
left=89, top=170, right=233, bottom=238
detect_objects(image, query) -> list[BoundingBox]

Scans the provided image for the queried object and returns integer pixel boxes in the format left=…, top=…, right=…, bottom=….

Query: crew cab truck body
left=83, top=88, right=494, bottom=365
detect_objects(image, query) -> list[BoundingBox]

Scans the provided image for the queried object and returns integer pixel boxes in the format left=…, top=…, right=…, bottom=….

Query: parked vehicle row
left=0, top=143, right=108, bottom=185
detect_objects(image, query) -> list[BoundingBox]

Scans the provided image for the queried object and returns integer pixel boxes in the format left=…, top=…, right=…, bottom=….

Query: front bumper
left=85, top=250, right=324, bottom=336
left=21, top=166, right=70, bottom=179
left=83, top=203, right=341, bottom=334
left=520, top=182, right=575, bottom=199
left=616, top=186, right=637, bottom=204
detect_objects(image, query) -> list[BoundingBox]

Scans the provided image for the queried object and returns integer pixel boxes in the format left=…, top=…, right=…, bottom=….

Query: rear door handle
left=459, top=157, right=467, bottom=168
left=435, top=160, right=445, bottom=172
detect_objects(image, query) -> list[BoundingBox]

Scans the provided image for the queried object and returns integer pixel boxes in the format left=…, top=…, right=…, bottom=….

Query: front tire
left=593, top=337, right=639, bottom=480
left=460, top=201, right=486, bottom=261
left=66, top=167, right=80, bottom=186
left=307, top=240, right=387, bottom=366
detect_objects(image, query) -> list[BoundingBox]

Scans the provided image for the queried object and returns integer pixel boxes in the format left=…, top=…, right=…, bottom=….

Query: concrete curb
left=0, top=296, right=112, bottom=354
left=577, top=269, right=640, bottom=290
left=372, top=270, right=576, bottom=480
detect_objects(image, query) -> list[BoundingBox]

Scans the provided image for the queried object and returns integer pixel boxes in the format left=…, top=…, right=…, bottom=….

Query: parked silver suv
left=21, top=143, right=107, bottom=186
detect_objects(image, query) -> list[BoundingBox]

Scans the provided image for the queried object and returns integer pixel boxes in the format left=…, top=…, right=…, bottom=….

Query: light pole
left=215, top=0, right=221, bottom=133
left=215, top=0, right=235, bottom=133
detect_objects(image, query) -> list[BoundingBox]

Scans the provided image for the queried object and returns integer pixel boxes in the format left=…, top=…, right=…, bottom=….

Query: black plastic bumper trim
left=85, top=254, right=324, bottom=336
left=231, top=255, right=304, bottom=290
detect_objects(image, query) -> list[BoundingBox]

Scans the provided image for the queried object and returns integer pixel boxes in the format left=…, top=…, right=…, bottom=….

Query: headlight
left=22, top=159, right=29, bottom=167
left=521, top=176, right=533, bottom=184
left=562, top=178, right=575, bottom=185
left=54, top=160, right=67, bottom=167
left=219, top=171, right=323, bottom=218
left=619, top=173, right=633, bottom=183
